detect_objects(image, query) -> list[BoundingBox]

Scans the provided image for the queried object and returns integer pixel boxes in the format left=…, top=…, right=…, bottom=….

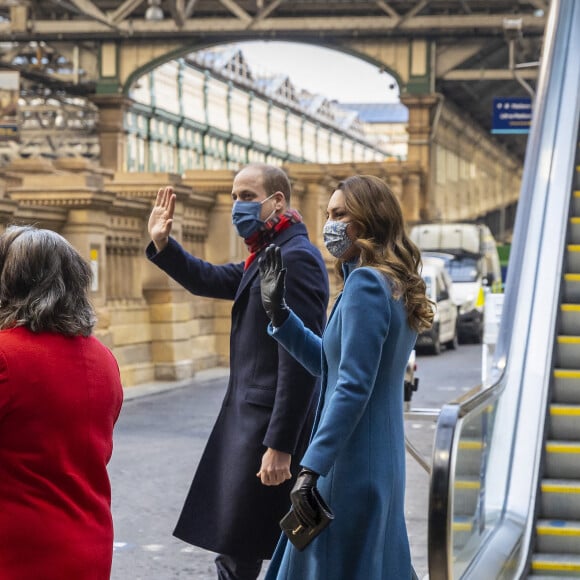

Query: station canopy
left=0, top=0, right=550, bottom=160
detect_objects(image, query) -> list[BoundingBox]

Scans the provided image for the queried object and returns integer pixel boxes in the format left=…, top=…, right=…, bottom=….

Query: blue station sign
left=491, top=97, right=532, bottom=134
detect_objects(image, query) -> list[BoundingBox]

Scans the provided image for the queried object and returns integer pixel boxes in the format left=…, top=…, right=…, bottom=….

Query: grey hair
left=0, top=225, right=96, bottom=336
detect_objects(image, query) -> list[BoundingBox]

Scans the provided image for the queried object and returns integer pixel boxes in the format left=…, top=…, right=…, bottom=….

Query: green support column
left=284, top=108, right=290, bottom=155
left=179, top=60, right=186, bottom=114
left=96, top=42, right=122, bottom=95
left=404, top=40, right=434, bottom=95
left=315, top=123, right=320, bottom=163
left=396, top=38, right=438, bottom=220
left=147, top=71, right=156, bottom=172
left=226, top=82, right=234, bottom=164
left=202, top=71, right=210, bottom=168
left=92, top=41, right=132, bottom=171
left=266, top=99, right=273, bottom=155
left=400, top=93, right=440, bottom=221
left=300, top=115, right=306, bottom=161
left=246, top=91, right=255, bottom=163
left=177, top=60, right=185, bottom=172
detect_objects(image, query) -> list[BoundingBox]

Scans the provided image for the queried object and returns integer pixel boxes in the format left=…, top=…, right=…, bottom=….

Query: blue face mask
left=323, top=220, right=353, bottom=258
left=231, top=194, right=277, bottom=239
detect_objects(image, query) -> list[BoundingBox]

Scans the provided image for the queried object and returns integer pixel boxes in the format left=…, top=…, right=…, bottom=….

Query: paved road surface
left=109, top=344, right=483, bottom=579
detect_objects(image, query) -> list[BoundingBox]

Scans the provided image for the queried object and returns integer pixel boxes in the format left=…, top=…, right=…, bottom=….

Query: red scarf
left=243, top=210, right=303, bottom=270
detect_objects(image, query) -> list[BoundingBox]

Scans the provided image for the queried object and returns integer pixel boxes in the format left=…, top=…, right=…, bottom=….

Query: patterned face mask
left=323, top=220, right=353, bottom=258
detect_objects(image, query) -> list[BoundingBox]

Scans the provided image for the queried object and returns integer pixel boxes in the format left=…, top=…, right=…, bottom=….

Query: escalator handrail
left=428, top=378, right=504, bottom=579
left=427, top=0, right=579, bottom=577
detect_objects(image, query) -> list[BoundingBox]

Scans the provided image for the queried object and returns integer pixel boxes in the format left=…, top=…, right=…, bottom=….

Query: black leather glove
left=290, top=468, right=320, bottom=528
left=258, top=244, right=290, bottom=328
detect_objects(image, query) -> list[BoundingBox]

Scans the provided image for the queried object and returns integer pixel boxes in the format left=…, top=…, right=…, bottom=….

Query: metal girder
left=394, top=0, right=430, bottom=29
left=375, top=0, right=399, bottom=18
left=248, top=0, right=285, bottom=27
left=7, top=14, right=546, bottom=40
left=218, top=0, right=252, bottom=23
left=527, top=0, right=549, bottom=11
left=169, top=0, right=185, bottom=27
left=66, top=0, right=108, bottom=23
left=108, top=0, right=145, bottom=26
left=184, top=0, right=200, bottom=19
left=46, top=0, right=120, bottom=30
left=436, top=42, right=488, bottom=77
left=435, top=40, right=486, bottom=78
left=442, top=68, right=537, bottom=80
left=459, top=0, right=472, bottom=14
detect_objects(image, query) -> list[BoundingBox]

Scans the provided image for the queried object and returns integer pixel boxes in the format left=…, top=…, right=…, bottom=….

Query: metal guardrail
left=404, top=407, right=440, bottom=475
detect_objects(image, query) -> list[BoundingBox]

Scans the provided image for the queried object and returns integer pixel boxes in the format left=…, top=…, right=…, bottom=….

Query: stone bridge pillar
left=402, top=170, right=423, bottom=224
left=400, top=93, right=441, bottom=221
left=91, top=95, right=133, bottom=173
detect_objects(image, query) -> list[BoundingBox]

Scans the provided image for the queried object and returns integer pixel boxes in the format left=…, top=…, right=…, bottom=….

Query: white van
left=410, top=223, right=502, bottom=344
left=416, top=256, right=458, bottom=355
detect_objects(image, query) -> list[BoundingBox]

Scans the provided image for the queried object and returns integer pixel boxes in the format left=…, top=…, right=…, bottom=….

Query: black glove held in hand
left=258, top=244, right=290, bottom=328
left=290, top=468, right=320, bottom=528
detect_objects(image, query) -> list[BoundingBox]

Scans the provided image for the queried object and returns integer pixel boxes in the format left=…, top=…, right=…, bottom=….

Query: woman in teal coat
left=259, top=175, right=434, bottom=580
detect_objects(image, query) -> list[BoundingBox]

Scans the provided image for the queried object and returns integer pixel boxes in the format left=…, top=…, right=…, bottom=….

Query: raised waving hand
left=148, top=186, right=176, bottom=253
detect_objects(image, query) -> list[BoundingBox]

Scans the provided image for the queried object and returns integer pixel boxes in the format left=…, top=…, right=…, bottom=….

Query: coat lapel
left=234, top=257, right=260, bottom=301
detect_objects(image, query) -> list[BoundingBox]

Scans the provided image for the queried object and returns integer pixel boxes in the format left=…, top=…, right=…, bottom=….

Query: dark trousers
left=215, top=553, right=263, bottom=580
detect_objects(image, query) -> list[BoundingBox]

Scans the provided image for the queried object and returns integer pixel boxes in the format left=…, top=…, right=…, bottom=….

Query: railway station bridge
left=0, top=0, right=544, bottom=384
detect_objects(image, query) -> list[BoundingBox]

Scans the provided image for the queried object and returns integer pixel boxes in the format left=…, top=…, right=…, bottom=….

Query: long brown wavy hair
left=334, top=175, right=434, bottom=332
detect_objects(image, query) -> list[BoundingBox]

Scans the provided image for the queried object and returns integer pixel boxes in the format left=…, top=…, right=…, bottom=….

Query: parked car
left=422, top=250, right=485, bottom=343
left=404, top=349, right=419, bottom=411
left=416, top=256, right=459, bottom=355
left=410, top=223, right=503, bottom=344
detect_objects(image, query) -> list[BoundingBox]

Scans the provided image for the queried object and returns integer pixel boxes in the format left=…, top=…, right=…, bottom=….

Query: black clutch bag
left=279, top=488, right=334, bottom=551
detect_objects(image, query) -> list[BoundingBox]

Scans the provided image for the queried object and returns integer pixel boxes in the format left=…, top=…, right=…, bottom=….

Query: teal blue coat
left=265, top=263, right=417, bottom=580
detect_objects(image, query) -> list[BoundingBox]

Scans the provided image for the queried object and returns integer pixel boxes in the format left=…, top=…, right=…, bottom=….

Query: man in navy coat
left=146, top=163, right=329, bottom=580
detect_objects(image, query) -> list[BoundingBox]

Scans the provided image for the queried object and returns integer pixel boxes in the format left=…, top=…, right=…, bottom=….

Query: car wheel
left=430, top=325, right=441, bottom=355
left=472, top=323, right=484, bottom=344
left=446, top=326, right=459, bottom=350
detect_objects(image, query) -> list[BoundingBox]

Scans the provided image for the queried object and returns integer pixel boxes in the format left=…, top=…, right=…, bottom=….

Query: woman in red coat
left=0, top=225, right=123, bottom=580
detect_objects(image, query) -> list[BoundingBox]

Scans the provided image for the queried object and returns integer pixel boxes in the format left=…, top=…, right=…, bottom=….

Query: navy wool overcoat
left=146, top=222, right=329, bottom=560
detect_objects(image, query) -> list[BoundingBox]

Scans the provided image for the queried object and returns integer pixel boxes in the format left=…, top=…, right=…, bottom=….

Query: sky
left=229, top=41, right=399, bottom=104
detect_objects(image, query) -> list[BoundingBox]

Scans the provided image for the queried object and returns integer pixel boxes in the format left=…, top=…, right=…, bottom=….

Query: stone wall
left=0, top=156, right=426, bottom=388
